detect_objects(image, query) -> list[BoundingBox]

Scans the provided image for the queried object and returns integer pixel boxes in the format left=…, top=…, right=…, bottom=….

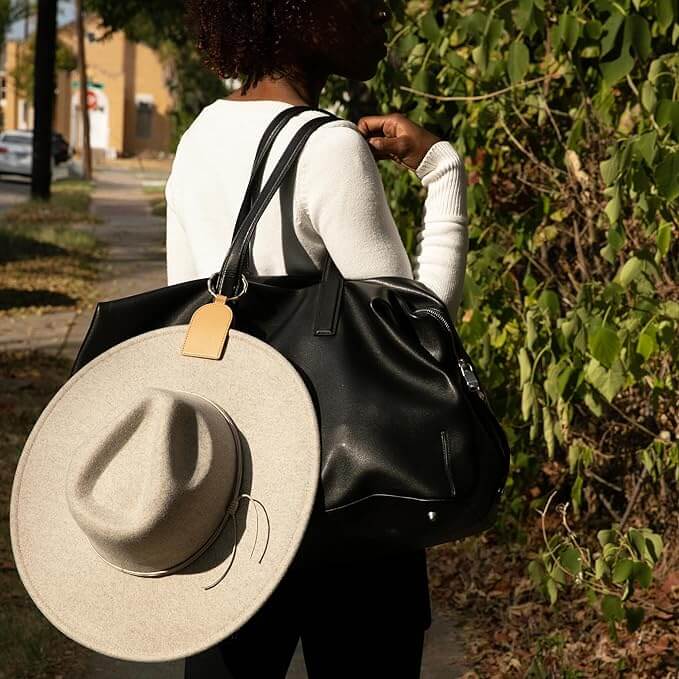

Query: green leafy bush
left=326, top=0, right=678, bottom=634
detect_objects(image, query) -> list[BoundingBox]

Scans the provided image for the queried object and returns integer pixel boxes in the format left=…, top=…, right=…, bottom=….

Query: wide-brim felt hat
left=10, top=325, right=321, bottom=662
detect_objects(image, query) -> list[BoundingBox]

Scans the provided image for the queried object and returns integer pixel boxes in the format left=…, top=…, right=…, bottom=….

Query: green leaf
left=585, top=358, right=625, bottom=402
left=656, top=100, right=679, bottom=138
left=598, top=529, right=615, bottom=547
left=472, top=42, right=489, bottom=74
left=656, top=153, right=679, bottom=200
left=634, top=131, right=656, bottom=167
left=538, top=289, right=560, bottom=318
left=397, top=33, right=419, bottom=58
left=605, top=190, right=621, bottom=224
left=584, top=389, right=603, bottom=416
left=546, top=577, right=558, bottom=604
left=568, top=441, right=581, bottom=473
left=640, top=81, right=656, bottom=113
left=619, top=256, right=643, bottom=287
left=603, top=360, right=626, bottom=402
left=603, top=543, right=618, bottom=560
left=629, top=528, right=647, bottom=559
left=526, top=312, right=538, bottom=349
left=584, top=19, right=602, bottom=40
left=601, top=51, right=635, bottom=84
left=571, top=474, right=583, bottom=512
left=519, top=348, right=532, bottom=386
left=486, top=17, right=504, bottom=52
left=513, top=0, right=542, bottom=38
left=543, top=405, right=555, bottom=458
left=558, top=13, right=580, bottom=50
left=557, top=366, right=575, bottom=397
left=600, top=155, right=619, bottom=185
left=528, top=559, right=546, bottom=585
left=602, top=594, right=625, bottom=621
left=588, top=325, right=621, bottom=368
left=613, top=558, right=633, bottom=583
left=607, top=226, right=625, bottom=252
left=601, top=13, right=624, bottom=56
left=420, top=11, right=440, bottom=42
left=636, top=329, right=657, bottom=360
left=656, top=222, right=672, bottom=258
left=661, top=301, right=679, bottom=319
left=411, top=66, right=432, bottom=94
left=645, top=533, right=663, bottom=562
left=627, top=15, right=651, bottom=60
left=522, top=382, right=536, bottom=421
left=560, top=547, right=582, bottom=575
left=655, top=0, right=674, bottom=33
left=507, top=41, right=529, bottom=83
left=625, top=606, right=645, bottom=632
left=595, top=557, right=609, bottom=579
left=632, top=562, right=652, bottom=588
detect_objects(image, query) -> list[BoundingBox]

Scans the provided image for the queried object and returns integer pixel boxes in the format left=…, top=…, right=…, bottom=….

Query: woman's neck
left=225, top=71, right=328, bottom=107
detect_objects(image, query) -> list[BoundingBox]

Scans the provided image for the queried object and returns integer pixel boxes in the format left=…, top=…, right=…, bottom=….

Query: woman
left=167, top=1, right=468, bottom=677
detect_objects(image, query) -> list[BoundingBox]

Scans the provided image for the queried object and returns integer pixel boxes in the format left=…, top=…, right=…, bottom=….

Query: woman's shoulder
left=169, top=103, right=375, bottom=184
left=299, top=115, right=376, bottom=175
left=303, top=115, right=365, bottom=147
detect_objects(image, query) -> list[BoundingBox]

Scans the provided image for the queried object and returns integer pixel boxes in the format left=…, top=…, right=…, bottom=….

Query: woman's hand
left=356, top=112, right=441, bottom=172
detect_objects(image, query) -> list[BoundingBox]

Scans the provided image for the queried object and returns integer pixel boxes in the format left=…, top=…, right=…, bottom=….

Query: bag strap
left=215, top=114, right=340, bottom=298
left=232, top=105, right=327, bottom=244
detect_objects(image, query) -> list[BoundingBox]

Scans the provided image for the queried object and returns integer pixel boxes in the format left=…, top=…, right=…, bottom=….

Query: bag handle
left=232, top=105, right=333, bottom=244
left=214, top=115, right=340, bottom=298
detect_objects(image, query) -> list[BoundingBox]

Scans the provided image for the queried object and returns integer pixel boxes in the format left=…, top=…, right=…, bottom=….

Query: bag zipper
left=413, top=307, right=488, bottom=401
left=440, top=430, right=457, bottom=497
left=414, top=305, right=511, bottom=485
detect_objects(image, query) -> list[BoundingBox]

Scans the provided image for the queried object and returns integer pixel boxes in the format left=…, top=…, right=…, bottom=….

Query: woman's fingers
left=366, top=135, right=406, bottom=161
left=356, top=112, right=441, bottom=171
left=357, top=115, right=399, bottom=139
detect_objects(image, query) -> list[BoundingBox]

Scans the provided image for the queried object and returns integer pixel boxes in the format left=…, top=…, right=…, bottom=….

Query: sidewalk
left=1, top=167, right=471, bottom=678
left=0, top=167, right=169, bottom=361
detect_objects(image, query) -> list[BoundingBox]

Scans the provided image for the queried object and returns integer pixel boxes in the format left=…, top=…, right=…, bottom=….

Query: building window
left=135, top=100, right=154, bottom=139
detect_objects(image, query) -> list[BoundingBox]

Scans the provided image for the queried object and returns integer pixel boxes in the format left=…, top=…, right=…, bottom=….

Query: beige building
left=1, top=15, right=174, bottom=157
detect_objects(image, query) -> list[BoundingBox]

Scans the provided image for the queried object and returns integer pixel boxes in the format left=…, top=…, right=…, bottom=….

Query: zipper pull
left=458, top=359, right=487, bottom=400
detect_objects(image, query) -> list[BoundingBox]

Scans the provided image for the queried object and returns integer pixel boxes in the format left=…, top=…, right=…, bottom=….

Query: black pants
left=184, top=548, right=431, bottom=678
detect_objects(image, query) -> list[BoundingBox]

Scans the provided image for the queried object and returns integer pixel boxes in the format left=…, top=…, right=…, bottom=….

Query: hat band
left=80, top=391, right=271, bottom=589
left=85, top=491, right=270, bottom=589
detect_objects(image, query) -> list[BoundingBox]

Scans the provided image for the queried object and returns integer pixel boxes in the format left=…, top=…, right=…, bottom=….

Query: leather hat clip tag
left=181, top=295, right=233, bottom=360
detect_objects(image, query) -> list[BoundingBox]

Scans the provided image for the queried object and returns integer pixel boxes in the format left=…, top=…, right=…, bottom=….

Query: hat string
left=203, top=493, right=270, bottom=591
left=85, top=492, right=270, bottom=590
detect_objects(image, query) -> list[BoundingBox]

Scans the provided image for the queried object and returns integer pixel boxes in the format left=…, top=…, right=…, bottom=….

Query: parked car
left=0, top=131, right=34, bottom=177
left=0, top=130, right=72, bottom=177
left=52, top=132, right=72, bottom=164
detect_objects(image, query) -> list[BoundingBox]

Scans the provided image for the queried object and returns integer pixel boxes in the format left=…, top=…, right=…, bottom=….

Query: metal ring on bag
left=207, top=273, right=249, bottom=301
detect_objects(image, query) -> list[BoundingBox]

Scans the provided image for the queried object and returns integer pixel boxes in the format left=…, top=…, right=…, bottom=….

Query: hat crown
left=66, top=387, right=241, bottom=574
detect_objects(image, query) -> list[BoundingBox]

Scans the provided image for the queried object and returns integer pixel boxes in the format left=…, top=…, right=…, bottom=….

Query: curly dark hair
left=187, top=0, right=318, bottom=94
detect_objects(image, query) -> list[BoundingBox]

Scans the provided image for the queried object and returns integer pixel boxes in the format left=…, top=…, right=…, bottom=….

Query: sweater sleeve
left=299, top=123, right=468, bottom=320
left=412, top=141, right=469, bottom=321
left=165, top=178, right=198, bottom=286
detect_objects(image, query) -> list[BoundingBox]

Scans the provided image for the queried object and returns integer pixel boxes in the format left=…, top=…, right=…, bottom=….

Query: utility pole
left=31, top=0, right=57, bottom=200
left=75, top=0, right=92, bottom=180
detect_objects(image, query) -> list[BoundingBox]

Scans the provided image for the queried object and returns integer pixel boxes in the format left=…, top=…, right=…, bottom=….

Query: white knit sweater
left=165, top=99, right=468, bottom=319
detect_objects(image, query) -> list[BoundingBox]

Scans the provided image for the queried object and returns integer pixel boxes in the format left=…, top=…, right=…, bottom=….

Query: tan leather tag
left=181, top=295, right=233, bottom=360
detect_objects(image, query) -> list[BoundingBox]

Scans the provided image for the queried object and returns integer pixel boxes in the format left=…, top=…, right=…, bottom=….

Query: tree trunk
left=31, top=0, right=57, bottom=200
left=75, top=0, right=92, bottom=181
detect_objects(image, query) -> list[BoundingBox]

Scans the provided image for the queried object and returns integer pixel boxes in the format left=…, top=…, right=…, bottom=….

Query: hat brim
left=10, top=326, right=320, bottom=662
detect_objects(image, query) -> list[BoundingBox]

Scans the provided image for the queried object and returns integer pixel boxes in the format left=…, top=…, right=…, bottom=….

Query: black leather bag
left=71, top=105, right=511, bottom=566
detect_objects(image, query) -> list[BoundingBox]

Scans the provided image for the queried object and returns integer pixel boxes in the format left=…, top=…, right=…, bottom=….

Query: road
left=0, top=176, right=30, bottom=210
left=0, top=162, right=80, bottom=210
